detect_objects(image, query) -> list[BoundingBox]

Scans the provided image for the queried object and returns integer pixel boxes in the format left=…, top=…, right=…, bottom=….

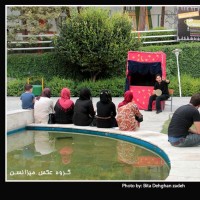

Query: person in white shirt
left=34, top=88, right=54, bottom=123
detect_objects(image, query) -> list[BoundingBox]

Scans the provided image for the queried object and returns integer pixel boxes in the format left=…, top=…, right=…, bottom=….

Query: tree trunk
left=66, top=7, right=71, bottom=18
left=160, top=6, right=165, bottom=27
left=77, top=6, right=82, bottom=14
left=138, top=7, right=146, bottom=31
left=21, top=10, right=28, bottom=40
left=91, top=71, right=101, bottom=82
left=123, top=7, right=126, bottom=14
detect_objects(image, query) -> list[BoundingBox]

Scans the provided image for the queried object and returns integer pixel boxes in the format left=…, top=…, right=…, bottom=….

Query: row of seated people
left=33, top=87, right=143, bottom=131
left=21, top=84, right=200, bottom=148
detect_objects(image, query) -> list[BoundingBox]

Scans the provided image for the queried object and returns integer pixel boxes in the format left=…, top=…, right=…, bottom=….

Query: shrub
left=7, top=74, right=200, bottom=97
left=45, top=77, right=76, bottom=97
left=169, top=74, right=200, bottom=96
left=54, top=7, right=141, bottom=82
left=7, top=78, right=27, bottom=96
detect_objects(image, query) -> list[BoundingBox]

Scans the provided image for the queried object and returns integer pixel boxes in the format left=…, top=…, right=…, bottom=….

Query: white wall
left=7, top=109, right=34, bottom=132
left=151, top=6, right=177, bottom=29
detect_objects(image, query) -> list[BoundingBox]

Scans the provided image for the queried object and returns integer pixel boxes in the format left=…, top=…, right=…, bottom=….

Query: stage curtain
left=128, top=60, right=162, bottom=76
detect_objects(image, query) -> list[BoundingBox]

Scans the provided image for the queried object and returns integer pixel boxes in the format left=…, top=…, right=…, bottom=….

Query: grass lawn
left=160, top=118, right=171, bottom=134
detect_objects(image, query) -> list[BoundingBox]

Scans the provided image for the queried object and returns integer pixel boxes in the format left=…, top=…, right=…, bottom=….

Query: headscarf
left=99, top=90, right=111, bottom=104
left=79, top=88, right=92, bottom=100
left=58, top=88, right=74, bottom=110
left=118, top=90, right=133, bottom=108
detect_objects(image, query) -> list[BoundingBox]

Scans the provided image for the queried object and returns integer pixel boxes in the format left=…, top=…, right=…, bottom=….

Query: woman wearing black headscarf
left=72, top=87, right=95, bottom=126
left=95, top=89, right=118, bottom=128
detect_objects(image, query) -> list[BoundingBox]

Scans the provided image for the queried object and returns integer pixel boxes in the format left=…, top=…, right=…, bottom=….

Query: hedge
left=7, top=75, right=200, bottom=97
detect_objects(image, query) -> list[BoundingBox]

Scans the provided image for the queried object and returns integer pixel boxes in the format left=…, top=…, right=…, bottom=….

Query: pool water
left=7, top=130, right=170, bottom=181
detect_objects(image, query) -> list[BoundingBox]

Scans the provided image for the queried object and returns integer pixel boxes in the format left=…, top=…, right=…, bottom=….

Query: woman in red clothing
left=116, top=91, right=143, bottom=131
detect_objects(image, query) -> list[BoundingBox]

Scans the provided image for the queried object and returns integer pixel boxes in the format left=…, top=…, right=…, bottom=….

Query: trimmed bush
left=7, top=75, right=200, bottom=97
left=168, top=74, right=200, bottom=96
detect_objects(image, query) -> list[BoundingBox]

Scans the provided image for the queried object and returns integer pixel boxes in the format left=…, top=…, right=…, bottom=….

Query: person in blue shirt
left=20, top=84, right=35, bottom=109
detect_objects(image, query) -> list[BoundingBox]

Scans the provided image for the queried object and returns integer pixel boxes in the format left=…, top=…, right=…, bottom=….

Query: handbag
left=135, top=115, right=143, bottom=123
left=48, top=113, right=56, bottom=124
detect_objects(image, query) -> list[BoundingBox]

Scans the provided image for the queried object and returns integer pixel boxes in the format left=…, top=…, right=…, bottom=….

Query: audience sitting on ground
left=116, top=90, right=143, bottom=131
left=54, top=87, right=74, bottom=124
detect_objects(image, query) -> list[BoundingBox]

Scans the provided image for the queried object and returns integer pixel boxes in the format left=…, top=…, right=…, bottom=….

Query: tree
left=7, top=6, right=63, bottom=43
left=160, top=6, right=165, bottom=27
left=54, top=7, right=141, bottom=82
left=138, top=7, right=146, bottom=31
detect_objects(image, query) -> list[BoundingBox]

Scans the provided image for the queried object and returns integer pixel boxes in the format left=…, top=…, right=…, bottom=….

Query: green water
left=7, top=131, right=170, bottom=181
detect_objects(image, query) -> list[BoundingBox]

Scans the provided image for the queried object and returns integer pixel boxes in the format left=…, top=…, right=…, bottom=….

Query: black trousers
left=148, top=94, right=169, bottom=111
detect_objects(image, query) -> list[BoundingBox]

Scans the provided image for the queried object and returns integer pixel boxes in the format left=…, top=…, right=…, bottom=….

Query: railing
left=7, top=34, right=58, bottom=51
left=7, top=29, right=178, bottom=52
left=132, top=29, right=178, bottom=44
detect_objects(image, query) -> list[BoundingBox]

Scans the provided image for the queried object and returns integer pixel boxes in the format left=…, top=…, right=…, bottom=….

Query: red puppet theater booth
left=125, top=51, right=166, bottom=110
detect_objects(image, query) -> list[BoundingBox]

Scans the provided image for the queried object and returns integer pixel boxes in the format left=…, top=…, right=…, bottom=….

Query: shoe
left=156, top=110, right=162, bottom=114
left=144, top=109, right=152, bottom=111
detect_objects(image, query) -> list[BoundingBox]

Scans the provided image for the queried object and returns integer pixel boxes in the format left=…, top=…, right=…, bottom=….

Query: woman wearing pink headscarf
left=54, top=88, right=74, bottom=124
left=116, top=91, right=143, bottom=131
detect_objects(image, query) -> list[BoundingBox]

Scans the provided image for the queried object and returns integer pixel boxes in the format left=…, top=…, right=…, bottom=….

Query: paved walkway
left=6, top=96, right=200, bottom=181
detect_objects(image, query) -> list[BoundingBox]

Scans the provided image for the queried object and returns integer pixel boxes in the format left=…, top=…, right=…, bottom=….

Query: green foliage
left=168, top=74, right=200, bottom=96
left=54, top=7, right=141, bottom=81
left=7, top=78, right=27, bottom=96
left=160, top=118, right=170, bottom=134
left=141, top=27, right=177, bottom=46
left=7, top=6, right=62, bottom=43
left=7, top=77, right=126, bottom=97
left=140, top=42, right=200, bottom=79
left=7, top=53, right=67, bottom=80
left=7, top=74, right=200, bottom=97
left=7, top=42, right=200, bottom=87
left=73, top=78, right=125, bottom=97
left=45, top=77, right=75, bottom=97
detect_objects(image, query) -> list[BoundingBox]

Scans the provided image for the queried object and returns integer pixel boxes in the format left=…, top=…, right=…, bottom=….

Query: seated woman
left=54, top=87, right=74, bottom=124
left=34, top=88, right=54, bottom=124
left=95, top=89, right=118, bottom=128
left=116, top=90, right=143, bottom=131
left=73, top=87, right=95, bottom=126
